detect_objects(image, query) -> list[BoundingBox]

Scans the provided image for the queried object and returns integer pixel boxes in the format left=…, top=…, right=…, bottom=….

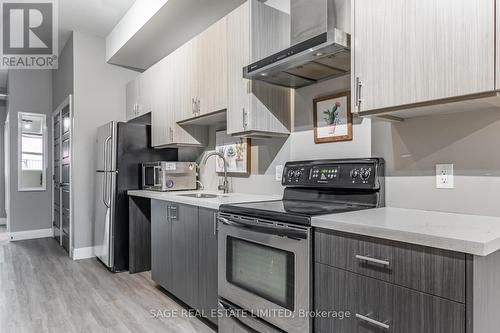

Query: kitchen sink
left=178, top=193, right=224, bottom=199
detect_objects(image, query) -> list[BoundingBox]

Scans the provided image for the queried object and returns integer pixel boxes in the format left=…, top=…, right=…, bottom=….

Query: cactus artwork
left=313, top=92, right=352, bottom=143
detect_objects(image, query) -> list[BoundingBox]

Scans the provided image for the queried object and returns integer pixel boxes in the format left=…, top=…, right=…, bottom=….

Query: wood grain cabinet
left=226, top=0, right=292, bottom=137
left=352, top=0, right=496, bottom=116
left=314, top=229, right=468, bottom=333
left=150, top=200, right=218, bottom=324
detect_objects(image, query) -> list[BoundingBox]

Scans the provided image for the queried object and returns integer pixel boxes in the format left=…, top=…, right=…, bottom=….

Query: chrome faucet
left=201, top=151, right=229, bottom=194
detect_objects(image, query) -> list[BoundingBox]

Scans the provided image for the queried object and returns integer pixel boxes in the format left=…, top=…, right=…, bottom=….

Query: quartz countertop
left=128, top=190, right=280, bottom=210
left=312, top=207, right=500, bottom=256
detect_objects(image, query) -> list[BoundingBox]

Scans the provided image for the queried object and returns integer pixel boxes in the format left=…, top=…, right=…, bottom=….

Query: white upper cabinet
left=125, top=71, right=155, bottom=121
left=193, top=18, right=228, bottom=117
left=353, top=0, right=495, bottom=115
left=226, top=0, right=292, bottom=137
left=125, top=78, right=139, bottom=121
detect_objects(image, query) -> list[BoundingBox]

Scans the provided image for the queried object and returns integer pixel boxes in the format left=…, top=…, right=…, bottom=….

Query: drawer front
left=314, top=230, right=466, bottom=303
left=314, top=263, right=465, bottom=333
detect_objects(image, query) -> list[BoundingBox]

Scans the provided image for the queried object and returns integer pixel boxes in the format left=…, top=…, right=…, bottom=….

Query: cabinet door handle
left=355, top=77, right=363, bottom=111
left=355, top=313, right=390, bottom=330
left=192, top=97, right=196, bottom=114
left=213, top=212, right=218, bottom=236
left=242, top=108, right=248, bottom=130
left=169, top=127, right=174, bottom=142
left=197, top=98, right=201, bottom=115
left=170, top=206, right=178, bottom=220
left=166, top=206, right=171, bottom=221
left=355, top=255, right=390, bottom=266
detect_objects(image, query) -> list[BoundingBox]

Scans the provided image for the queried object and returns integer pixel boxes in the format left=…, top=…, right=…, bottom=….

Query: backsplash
left=181, top=76, right=500, bottom=217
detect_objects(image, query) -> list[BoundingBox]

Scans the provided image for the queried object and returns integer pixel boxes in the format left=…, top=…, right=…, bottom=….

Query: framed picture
left=313, top=91, right=352, bottom=144
left=215, top=130, right=251, bottom=177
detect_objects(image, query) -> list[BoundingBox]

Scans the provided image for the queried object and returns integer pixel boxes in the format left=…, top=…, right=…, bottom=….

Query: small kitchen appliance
left=217, top=158, right=385, bottom=333
left=141, top=161, right=197, bottom=191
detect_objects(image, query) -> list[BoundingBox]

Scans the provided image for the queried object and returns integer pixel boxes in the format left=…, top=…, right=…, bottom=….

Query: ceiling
left=58, top=0, right=136, bottom=52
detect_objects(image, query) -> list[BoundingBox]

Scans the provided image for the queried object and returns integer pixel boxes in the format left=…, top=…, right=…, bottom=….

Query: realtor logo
left=0, top=0, right=58, bottom=69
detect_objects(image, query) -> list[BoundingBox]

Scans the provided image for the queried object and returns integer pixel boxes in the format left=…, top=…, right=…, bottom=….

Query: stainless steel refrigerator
left=94, top=121, right=177, bottom=272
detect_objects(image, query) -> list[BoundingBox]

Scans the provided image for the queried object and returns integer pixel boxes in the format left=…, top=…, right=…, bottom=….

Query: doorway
left=52, top=95, right=73, bottom=254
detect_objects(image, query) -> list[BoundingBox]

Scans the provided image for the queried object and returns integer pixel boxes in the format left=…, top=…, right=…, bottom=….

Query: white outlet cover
left=275, top=165, right=283, bottom=181
left=436, top=164, right=454, bottom=189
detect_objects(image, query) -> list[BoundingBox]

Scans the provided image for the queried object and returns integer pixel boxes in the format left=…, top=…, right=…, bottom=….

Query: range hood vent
left=244, top=0, right=350, bottom=89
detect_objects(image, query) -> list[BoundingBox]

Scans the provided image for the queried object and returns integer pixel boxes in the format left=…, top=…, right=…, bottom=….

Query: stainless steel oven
left=217, top=212, right=312, bottom=333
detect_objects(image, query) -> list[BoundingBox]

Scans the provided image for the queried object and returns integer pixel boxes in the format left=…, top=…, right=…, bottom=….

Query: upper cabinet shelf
left=352, top=0, right=498, bottom=119
left=106, top=0, right=244, bottom=70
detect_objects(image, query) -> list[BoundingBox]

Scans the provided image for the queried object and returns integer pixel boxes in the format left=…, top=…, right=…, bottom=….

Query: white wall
left=72, top=31, right=138, bottom=249
left=193, top=75, right=369, bottom=195
left=7, top=70, right=53, bottom=233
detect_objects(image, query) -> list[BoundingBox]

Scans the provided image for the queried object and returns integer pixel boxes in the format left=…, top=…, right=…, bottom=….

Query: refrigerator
left=94, top=121, right=177, bottom=272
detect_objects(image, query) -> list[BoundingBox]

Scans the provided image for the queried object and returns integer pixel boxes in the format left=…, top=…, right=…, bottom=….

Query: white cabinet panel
left=354, top=0, right=495, bottom=113
left=226, top=1, right=292, bottom=137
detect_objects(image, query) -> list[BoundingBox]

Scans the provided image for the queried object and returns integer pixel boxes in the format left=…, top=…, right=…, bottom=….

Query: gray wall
left=7, top=70, right=53, bottom=232
left=72, top=31, right=138, bottom=249
left=53, top=33, right=74, bottom=108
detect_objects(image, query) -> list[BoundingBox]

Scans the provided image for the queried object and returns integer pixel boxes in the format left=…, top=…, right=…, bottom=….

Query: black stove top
left=219, top=158, right=385, bottom=226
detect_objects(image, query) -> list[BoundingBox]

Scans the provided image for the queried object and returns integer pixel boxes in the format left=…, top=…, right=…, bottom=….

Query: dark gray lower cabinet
left=198, top=208, right=218, bottom=325
left=150, top=200, right=218, bottom=326
left=151, top=200, right=172, bottom=290
left=171, top=203, right=199, bottom=307
left=315, top=263, right=465, bottom=333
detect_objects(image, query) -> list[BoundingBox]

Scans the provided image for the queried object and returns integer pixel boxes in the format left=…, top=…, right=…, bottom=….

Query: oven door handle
left=217, top=216, right=308, bottom=240
left=218, top=300, right=282, bottom=333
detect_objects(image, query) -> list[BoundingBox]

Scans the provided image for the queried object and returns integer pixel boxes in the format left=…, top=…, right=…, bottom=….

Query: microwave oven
left=141, top=161, right=197, bottom=191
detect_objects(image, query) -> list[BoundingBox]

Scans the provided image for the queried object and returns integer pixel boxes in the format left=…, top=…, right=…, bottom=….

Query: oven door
left=218, top=213, right=311, bottom=333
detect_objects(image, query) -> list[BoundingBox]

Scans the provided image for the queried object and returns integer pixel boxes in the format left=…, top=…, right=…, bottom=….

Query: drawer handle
left=355, top=313, right=390, bottom=330
left=355, top=255, right=390, bottom=266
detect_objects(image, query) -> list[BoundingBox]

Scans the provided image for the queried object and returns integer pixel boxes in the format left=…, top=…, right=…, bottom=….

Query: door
left=170, top=203, right=199, bottom=307
left=126, top=78, right=139, bottom=121
left=353, top=0, right=495, bottom=113
left=52, top=95, right=73, bottom=254
left=226, top=2, right=250, bottom=135
left=151, top=200, right=172, bottom=289
left=218, top=214, right=311, bottom=333
left=198, top=208, right=218, bottom=324
left=93, top=122, right=117, bottom=268
left=195, top=17, right=228, bottom=116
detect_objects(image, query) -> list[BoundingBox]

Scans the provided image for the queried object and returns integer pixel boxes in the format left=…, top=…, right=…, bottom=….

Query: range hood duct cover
left=244, top=0, right=350, bottom=89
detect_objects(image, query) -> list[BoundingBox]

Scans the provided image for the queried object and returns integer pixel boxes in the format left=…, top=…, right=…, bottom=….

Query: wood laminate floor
left=0, top=238, right=214, bottom=333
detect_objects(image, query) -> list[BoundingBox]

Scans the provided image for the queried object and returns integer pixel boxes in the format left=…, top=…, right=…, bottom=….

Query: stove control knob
left=361, top=169, right=371, bottom=180
left=350, top=169, right=359, bottom=179
left=287, top=169, right=295, bottom=178
left=295, top=170, right=302, bottom=178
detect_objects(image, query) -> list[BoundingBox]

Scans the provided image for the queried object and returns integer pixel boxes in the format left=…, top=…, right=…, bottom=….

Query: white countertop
left=128, top=190, right=281, bottom=210
left=312, top=207, right=500, bottom=256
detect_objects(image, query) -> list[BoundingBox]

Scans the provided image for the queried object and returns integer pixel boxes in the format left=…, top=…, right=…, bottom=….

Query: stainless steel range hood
left=244, top=0, right=350, bottom=89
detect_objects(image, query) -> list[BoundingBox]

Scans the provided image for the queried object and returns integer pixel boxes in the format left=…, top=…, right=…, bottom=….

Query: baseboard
left=9, top=228, right=53, bottom=241
left=72, top=246, right=95, bottom=260
left=0, top=218, right=6, bottom=225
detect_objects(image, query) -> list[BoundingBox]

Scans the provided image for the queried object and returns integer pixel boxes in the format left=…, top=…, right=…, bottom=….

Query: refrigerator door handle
left=103, top=135, right=112, bottom=208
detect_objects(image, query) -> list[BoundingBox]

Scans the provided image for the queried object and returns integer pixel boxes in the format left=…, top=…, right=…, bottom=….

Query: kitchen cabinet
left=226, top=1, right=292, bottom=137
left=126, top=72, right=154, bottom=121
left=191, top=18, right=228, bottom=117
left=170, top=202, right=199, bottom=307
left=353, top=0, right=495, bottom=117
left=151, top=200, right=172, bottom=290
left=198, top=208, right=218, bottom=325
left=314, top=229, right=468, bottom=333
left=150, top=201, right=218, bottom=324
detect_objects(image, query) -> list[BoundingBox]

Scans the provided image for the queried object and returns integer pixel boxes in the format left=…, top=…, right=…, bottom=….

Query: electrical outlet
left=275, top=165, right=283, bottom=181
left=436, top=164, right=454, bottom=189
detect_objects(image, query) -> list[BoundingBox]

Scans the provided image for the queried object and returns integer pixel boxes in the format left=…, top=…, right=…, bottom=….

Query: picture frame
left=313, top=91, right=352, bottom=144
left=215, top=130, right=251, bottom=177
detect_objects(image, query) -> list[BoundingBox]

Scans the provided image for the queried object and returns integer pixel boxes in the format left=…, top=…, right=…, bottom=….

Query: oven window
left=144, top=167, right=155, bottom=186
left=227, top=236, right=295, bottom=311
